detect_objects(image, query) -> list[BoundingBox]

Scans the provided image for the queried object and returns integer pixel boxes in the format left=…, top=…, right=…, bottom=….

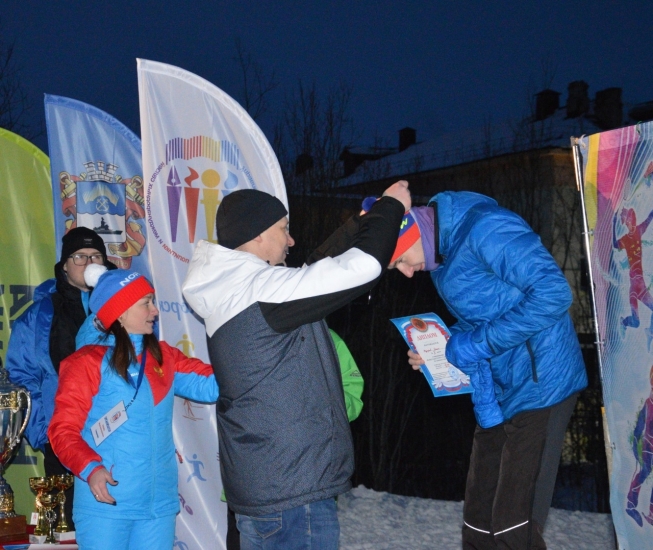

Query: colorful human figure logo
left=613, top=207, right=653, bottom=348
left=182, top=399, right=203, bottom=421
left=186, top=453, right=207, bottom=482
left=164, top=138, right=242, bottom=244
left=626, top=365, right=653, bottom=527
left=176, top=334, right=195, bottom=357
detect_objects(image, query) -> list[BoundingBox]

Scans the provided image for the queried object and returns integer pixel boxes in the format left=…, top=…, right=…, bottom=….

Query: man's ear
left=236, top=235, right=263, bottom=254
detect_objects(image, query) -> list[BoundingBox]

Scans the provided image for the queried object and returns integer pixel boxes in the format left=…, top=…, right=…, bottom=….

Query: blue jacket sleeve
left=468, top=362, right=504, bottom=429
left=465, top=212, right=572, bottom=357
left=163, top=343, right=219, bottom=403
left=6, top=299, right=54, bottom=451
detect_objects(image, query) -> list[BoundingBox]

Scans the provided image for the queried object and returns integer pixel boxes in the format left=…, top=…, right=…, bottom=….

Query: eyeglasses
left=69, top=254, right=104, bottom=266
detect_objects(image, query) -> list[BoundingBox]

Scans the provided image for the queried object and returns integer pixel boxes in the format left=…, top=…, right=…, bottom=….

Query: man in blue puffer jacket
left=388, top=190, right=587, bottom=549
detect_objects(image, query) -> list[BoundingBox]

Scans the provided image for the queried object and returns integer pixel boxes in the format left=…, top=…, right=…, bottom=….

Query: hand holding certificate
left=391, top=312, right=472, bottom=398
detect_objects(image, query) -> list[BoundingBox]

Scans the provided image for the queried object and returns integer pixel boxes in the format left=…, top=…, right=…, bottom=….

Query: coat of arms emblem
left=59, top=161, right=146, bottom=269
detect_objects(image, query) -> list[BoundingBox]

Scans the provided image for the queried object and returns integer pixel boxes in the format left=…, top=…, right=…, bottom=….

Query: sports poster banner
left=578, top=121, right=653, bottom=549
left=45, top=95, right=150, bottom=274
left=0, top=128, right=52, bottom=516
left=137, top=58, right=287, bottom=549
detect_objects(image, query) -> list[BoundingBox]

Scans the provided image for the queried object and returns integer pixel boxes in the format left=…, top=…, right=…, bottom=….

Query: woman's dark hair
left=101, top=320, right=163, bottom=381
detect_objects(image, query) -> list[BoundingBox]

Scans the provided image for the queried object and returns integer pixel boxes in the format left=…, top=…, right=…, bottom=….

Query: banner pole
left=571, top=136, right=613, bottom=477
left=571, top=137, right=605, bottom=379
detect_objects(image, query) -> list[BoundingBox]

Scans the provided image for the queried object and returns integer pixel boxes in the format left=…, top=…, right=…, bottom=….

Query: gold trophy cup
left=29, top=476, right=53, bottom=538
left=37, top=491, right=57, bottom=544
left=51, top=473, right=74, bottom=533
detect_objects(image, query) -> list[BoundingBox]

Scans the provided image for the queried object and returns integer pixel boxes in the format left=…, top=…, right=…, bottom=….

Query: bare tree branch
left=233, top=38, right=278, bottom=122
left=0, top=28, right=38, bottom=139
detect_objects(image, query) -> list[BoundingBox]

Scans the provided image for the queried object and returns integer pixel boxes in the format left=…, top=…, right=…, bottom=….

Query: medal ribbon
left=125, top=349, right=147, bottom=410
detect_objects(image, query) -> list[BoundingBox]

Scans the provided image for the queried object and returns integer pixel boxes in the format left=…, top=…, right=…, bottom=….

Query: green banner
left=0, top=128, right=53, bottom=516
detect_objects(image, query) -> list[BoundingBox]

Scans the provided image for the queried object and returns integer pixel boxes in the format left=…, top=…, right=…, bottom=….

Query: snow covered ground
left=338, top=486, right=616, bottom=550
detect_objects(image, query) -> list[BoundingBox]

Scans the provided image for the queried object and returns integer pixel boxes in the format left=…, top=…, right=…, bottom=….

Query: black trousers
left=44, top=443, right=75, bottom=531
left=462, top=394, right=577, bottom=550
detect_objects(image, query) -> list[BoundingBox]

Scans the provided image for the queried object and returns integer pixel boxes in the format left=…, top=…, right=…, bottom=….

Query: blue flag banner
left=45, top=95, right=150, bottom=276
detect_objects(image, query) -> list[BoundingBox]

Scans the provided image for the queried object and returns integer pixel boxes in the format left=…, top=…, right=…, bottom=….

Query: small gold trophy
left=29, top=476, right=53, bottom=539
left=40, top=493, right=57, bottom=544
left=52, top=473, right=74, bottom=533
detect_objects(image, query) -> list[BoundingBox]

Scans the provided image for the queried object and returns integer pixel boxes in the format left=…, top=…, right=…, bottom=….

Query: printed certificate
left=391, top=312, right=472, bottom=398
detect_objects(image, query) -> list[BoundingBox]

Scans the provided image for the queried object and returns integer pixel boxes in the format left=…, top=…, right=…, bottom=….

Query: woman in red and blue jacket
left=48, top=264, right=218, bottom=550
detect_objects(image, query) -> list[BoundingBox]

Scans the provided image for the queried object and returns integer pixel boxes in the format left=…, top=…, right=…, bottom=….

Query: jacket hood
left=75, top=314, right=145, bottom=353
left=182, top=240, right=273, bottom=335
left=33, top=279, right=56, bottom=302
left=76, top=314, right=109, bottom=349
left=430, top=191, right=498, bottom=258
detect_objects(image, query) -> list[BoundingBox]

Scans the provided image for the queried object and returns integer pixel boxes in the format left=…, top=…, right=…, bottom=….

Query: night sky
left=4, top=1, right=653, bottom=155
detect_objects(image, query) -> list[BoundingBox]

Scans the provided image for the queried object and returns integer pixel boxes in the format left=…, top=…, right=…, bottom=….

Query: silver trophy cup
left=0, top=362, right=31, bottom=519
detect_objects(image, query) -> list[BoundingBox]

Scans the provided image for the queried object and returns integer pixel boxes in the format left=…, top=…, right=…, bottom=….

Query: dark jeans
left=237, top=498, right=339, bottom=550
left=462, top=394, right=577, bottom=550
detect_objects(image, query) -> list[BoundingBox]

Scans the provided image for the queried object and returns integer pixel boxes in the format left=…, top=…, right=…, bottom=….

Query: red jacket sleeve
left=160, top=342, right=218, bottom=403
left=47, top=346, right=104, bottom=477
left=161, top=342, right=213, bottom=375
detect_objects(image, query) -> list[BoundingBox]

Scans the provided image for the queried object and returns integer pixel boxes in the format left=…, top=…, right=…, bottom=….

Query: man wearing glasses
left=6, top=226, right=115, bottom=529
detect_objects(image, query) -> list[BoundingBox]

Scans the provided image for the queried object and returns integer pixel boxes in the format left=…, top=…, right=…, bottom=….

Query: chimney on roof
left=594, top=87, right=623, bottom=130
left=534, top=89, right=560, bottom=121
left=566, top=81, right=589, bottom=118
left=399, top=127, right=416, bottom=152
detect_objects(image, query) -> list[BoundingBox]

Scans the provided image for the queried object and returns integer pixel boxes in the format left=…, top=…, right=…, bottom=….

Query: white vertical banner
left=137, top=59, right=287, bottom=549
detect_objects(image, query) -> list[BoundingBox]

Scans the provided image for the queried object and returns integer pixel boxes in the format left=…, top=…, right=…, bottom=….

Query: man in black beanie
left=6, top=226, right=116, bottom=530
left=183, top=181, right=410, bottom=550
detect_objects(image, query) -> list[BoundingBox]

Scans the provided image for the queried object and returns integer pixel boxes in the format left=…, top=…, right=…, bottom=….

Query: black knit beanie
left=216, top=189, right=288, bottom=249
left=60, top=227, right=107, bottom=260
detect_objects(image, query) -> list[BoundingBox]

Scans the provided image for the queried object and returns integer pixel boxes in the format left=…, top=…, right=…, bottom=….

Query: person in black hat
left=6, top=226, right=116, bottom=530
left=183, top=181, right=410, bottom=550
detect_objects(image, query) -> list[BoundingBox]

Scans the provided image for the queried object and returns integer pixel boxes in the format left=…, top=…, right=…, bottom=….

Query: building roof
left=337, top=108, right=604, bottom=188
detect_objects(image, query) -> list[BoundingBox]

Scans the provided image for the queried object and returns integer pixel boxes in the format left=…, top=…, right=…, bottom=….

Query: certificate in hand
left=391, top=312, right=472, bottom=398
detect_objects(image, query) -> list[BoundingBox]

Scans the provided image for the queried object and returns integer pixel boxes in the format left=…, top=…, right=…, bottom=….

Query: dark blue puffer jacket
left=5, top=279, right=57, bottom=450
left=431, top=191, right=587, bottom=421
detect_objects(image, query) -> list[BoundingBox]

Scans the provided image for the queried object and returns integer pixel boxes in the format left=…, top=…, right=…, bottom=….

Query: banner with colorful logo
left=0, top=128, right=52, bottom=515
left=138, top=58, right=287, bottom=549
left=578, top=121, right=653, bottom=548
left=45, top=95, right=150, bottom=275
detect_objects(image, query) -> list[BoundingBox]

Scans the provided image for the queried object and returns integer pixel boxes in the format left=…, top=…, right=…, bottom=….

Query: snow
left=337, top=486, right=615, bottom=550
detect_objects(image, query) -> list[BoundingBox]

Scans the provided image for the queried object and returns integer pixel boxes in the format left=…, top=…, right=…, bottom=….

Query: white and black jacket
left=182, top=196, right=404, bottom=515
